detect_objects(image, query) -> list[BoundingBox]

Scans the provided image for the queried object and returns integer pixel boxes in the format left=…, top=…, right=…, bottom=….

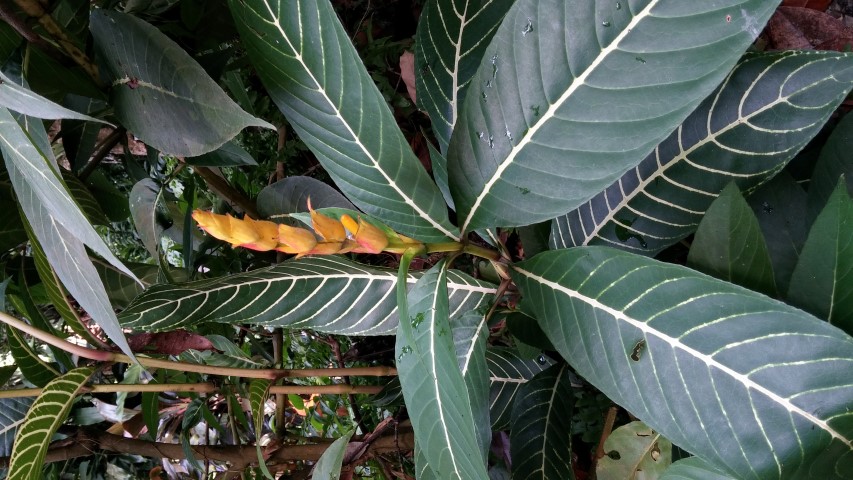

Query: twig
left=0, top=383, right=382, bottom=399
left=79, top=127, right=126, bottom=180
left=193, top=166, right=260, bottom=218
left=0, top=427, right=417, bottom=469
left=0, top=311, right=397, bottom=380
left=591, top=405, right=619, bottom=479
left=12, top=0, right=100, bottom=83
left=272, top=328, right=286, bottom=436
left=0, top=0, right=45, bottom=45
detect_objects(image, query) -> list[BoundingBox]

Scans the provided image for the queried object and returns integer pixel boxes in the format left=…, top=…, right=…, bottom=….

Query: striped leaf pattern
left=415, top=0, right=515, bottom=153
left=448, top=0, right=780, bottom=232
left=396, top=261, right=488, bottom=479
left=551, top=51, right=853, bottom=254
left=228, top=0, right=459, bottom=242
left=487, top=347, right=552, bottom=430
left=249, top=379, right=274, bottom=477
left=510, top=364, right=574, bottom=480
left=7, top=367, right=93, bottom=479
left=512, top=247, right=853, bottom=480
left=0, top=398, right=33, bottom=457
left=119, top=256, right=495, bottom=335
left=451, top=310, right=491, bottom=460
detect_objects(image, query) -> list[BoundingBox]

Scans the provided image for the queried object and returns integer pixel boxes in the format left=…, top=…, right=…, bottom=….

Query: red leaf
left=127, top=330, right=216, bottom=355
left=768, top=7, right=853, bottom=50
left=399, top=51, right=417, bottom=105
left=781, top=0, right=831, bottom=10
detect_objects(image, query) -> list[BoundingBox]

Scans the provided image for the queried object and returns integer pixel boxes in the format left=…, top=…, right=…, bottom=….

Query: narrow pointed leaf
left=660, top=457, right=737, bottom=480
left=5, top=325, right=60, bottom=388
left=129, top=179, right=164, bottom=260
left=596, top=421, right=672, bottom=480
left=7, top=367, right=93, bottom=480
left=313, top=430, right=355, bottom=480
left=0, top=71, right=104, bottom=122
left=249, top=379, right=274, bottom=478
left=551, top=51, right=853, bottom=253
left=510, top=363, right=574, bottom=480
left=452, top=310, right=491, bottom=461
left=807, top=112, right=853, bottom=220
left=186, top=141, right=258, bottom=167
left=487, top=347, right=552, bottom=430
left=687, top=183, right=776, bottom=297
left=0, top=398, right=33, bottom=457
left=788, top=181, right=853, bottom=335
left=415, top=0, right=515, bottom=152
left=396, top=261, right=488, bottom=480
left=449, top=0, right=780, bottom=232
left=746, top=171, right=809, bottom=295
left=119, top=255, right=495, bottom=335
left=512, top=247, right=853, bottom=480
left=228, top=0, right=458, bottom=242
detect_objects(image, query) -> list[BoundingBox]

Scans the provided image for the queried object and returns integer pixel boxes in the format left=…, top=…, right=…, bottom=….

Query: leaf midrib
left=460, top=0, right=660, bottom=232
left=513, top=265, right=852, bottom=450
left=260, top=1, right=459, bottom=241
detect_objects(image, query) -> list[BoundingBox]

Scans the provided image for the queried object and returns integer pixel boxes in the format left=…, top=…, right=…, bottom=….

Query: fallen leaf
left=128, top=330, right=216, bottom=355
left=781, top=0, right=831, bottom=10
left=400, top=51, right=417, bottom=105
left=768, top=7, right=853, bottom=50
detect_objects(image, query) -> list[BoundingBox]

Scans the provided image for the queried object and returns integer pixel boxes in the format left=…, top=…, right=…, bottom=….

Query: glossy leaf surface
left=120, top=255, right=495, bottom=335
left=660, top=457, right=736, bottom=480
left=510, top=363, right=574, bottom=480
left=229, top=0, right=458, bottom=242
left=551, top=51, right=853, bottom=253
left=90, top=10, right=273, bottom=156
left=449, top=0, right=780, bottom=232
left=512, top=247, right=853, bottom=480
left=396, top=261, right=488, bottom=480
left=415, top=0, right=514, bottom=152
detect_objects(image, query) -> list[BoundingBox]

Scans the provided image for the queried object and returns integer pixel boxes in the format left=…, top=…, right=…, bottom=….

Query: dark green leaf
left=510, top=364, right=574, bottom=480
left=808, top=112, right=853, bottom=220
left=5, top=324, right=61, bottom=388
left=415, top=0, right=514, bottom=152
left=506, top=311, right=554, bottom=352
left=89, top=9, right=273, bottom=156
left=487, top=347, right=552, bottom=430
left=256, top=176, right=355, bottom=224
left=449, top=0, right=780, bottom=232
left=451, top=310, right=491, bottom=461
left=63, top=171, right=110, bottom=226
left=0, top=71, right=103, bottom=121
left=0, top=398, right=33, bottom=457
left=7, top=368, right=93, bottom=479
left=788, top=181, right=853, bottom=334
left=512, top=247, right=853, bottom=480
left=185, top=140, right=258, bottom=167
left=228, top=0, right=459, bottom=242
left=747, top=171, right=809, bottom=295
left=660, top=457, right=736, bottom=480
left=396, top=261, right=488, bottom=480
left=0, top=364, right=16, bottom=386
left=550, top=51, right=853, bottom=253
left=120, top=255, right=495, bottom=335
left=687, top=183, right=776, bottom=297
left=129, top=178, right=164, bottom=260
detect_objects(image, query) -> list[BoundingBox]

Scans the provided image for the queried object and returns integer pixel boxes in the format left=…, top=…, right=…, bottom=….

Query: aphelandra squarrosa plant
left=13, top=0, right=851, bottom=478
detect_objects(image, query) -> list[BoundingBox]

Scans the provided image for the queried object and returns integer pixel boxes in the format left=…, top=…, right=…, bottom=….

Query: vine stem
left=0, top=383, right=382, bottom=399
left=0, top=311, right=396, bottom=379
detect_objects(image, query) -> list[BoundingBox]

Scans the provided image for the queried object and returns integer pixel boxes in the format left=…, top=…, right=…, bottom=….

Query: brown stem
left=591, top=405, right=619, bottom=479
left=0, top=0, right=44, bottom=45
left=0, top=427, right=417, bottom=470
left=272, top=328, right=286, bottom=436
left=0, top=311, right=397, bottom=380
left=12, top=0, right=100, bottom=83
left=79, top=127, right=126, bottom=180
left=193, top=166, right=260, bottom=218
left=327, top=336, right=366, bottom=433
left=0, top=383, right=382, bottom=399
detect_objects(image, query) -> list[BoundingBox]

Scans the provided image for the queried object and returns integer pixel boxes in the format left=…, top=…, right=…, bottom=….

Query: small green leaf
left=4, top=324, right=61, bottom=388
left=142, top=390, right=160, bottom=440
left=0, top=71, right=104, bottom=122
left=249, top=379, right=273, bottom=479
left=129, top=178, right=164, bottom=261
left=597, top=421, right=672, bottom=480
left=396, top=261, right=488, bottom=480
left=808, top=112, right=853, bottom=221
left=788, top=180, right=853, bottom=334
left=0, top=364, right=16, bottom=386
left=687, top=183, right=777, bottom=297
left=7, top=367, right=93, bottom=479
left=510, top=364, right=575, bottom=480
left=312, top=430, right=355, bottom=480
left=185, top=141, right=258, bottom=167
left=89, top=9, right=273, bottom=156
